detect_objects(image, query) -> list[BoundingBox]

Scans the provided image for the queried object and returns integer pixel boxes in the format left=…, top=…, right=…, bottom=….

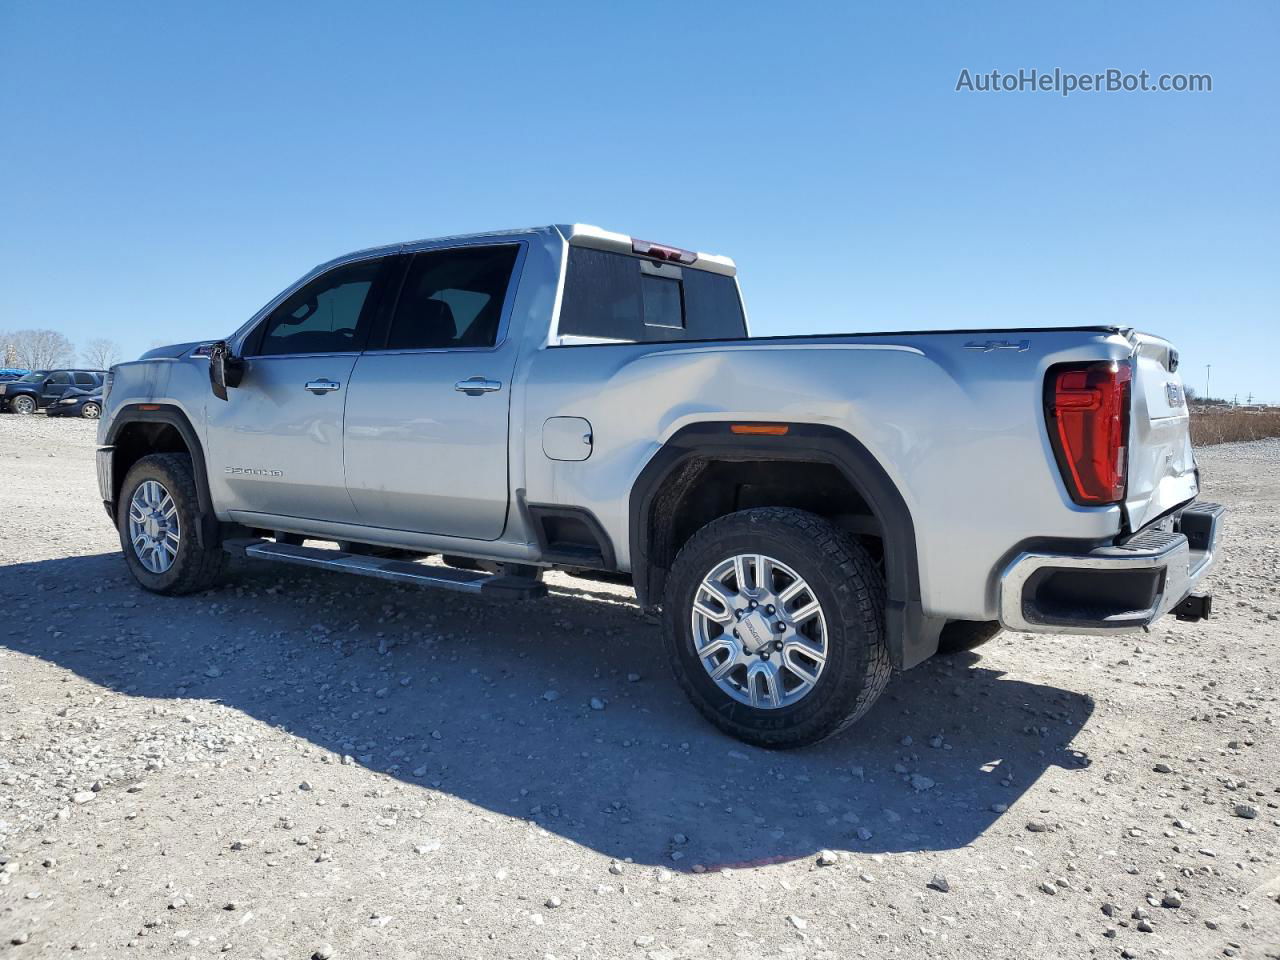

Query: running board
left=240, top=541, right=547, bottom=600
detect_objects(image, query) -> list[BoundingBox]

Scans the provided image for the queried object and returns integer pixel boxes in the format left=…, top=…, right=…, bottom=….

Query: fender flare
left=628, top=422, right=942, bottom=669
left=105, top=404, right=219, bottom=548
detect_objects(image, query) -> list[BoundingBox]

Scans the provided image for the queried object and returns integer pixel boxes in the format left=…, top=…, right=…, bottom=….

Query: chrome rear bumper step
left=999, top=500, right=1225, bottom=634
left=237, top=540, right=547, bottom=600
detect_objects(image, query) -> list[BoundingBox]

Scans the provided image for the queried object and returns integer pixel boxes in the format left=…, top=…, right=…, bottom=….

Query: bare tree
left=82, top=337, right=123, bottom=370
left=0, top=333, right=18, bottom=368
left=6, top=329, right=76, bottom=370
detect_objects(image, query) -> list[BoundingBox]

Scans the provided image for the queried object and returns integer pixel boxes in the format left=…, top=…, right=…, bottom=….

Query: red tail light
left=1045, top=361, right=1131, bottom=505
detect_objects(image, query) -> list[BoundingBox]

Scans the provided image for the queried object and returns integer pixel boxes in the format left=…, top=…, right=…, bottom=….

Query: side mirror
left=208, top=341, right=243, bottom=401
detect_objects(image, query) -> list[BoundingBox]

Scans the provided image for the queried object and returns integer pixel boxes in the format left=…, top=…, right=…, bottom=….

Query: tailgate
left=1125, top=333, right=1198, bottom=530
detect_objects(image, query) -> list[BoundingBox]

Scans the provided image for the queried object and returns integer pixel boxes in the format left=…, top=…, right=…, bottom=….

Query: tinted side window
left=73, top=372, right=96, bottom=386
left=383, top=245, right=520, bottom=350
left=557, top=247, right=746, bottom=342
left=256, top=259, right=384, bottom=356
left=47, top=372, right=72, bottom=385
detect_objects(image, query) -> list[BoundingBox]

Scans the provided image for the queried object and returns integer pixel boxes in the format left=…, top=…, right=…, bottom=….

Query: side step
left=238, top=541, right=547, bottom=600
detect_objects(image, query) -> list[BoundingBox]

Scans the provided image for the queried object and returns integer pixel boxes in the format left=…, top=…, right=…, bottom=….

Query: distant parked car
left=0, top=369, right=105, bottom=414
left=45, top=386, right=104, bottom=419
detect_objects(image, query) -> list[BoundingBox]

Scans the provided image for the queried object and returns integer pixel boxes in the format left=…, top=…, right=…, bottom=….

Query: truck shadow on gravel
left=2, top=552, right=1093, bottom=871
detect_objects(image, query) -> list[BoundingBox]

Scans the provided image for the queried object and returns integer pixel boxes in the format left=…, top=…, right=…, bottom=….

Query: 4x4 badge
left=963, top=339, right=1030, bottom=352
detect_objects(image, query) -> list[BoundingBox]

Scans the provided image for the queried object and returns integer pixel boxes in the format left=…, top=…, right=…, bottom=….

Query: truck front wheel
left=662, top=508, right=891, bottom=749
left=117, top=453, right=226, bottom=595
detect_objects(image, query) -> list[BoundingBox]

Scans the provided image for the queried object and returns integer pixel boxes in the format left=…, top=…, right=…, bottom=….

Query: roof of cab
left=314, top=225, right=736, bottom=277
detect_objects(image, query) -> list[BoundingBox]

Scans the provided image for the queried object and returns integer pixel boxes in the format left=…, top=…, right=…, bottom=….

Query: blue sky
left=2, top=2, right=1276, bottom=400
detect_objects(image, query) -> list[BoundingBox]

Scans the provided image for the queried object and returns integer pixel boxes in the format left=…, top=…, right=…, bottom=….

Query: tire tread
left=118, top=453, right=226, bottom=595
left=663, top=507, right=891, bottom=748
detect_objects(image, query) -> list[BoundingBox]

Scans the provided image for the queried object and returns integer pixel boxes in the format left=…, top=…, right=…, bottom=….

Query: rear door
left=343, top=242, right=525, bottom=538
left=1125, top=333, right=1198, bottom=530
left=205, top=255, right=394, bottom=524
left=41, top=371, right=73, bottom=406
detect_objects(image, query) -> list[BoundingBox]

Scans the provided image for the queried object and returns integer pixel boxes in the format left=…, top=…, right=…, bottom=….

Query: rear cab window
left=379, top=245, right=521, bottom=351
left=556, top=246, right=746, bottom=344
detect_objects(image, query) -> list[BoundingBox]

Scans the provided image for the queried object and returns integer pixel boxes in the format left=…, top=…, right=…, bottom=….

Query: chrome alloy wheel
left=690, top=553, right=828, bottom=709
left=127, top=480, right=181, bottom=574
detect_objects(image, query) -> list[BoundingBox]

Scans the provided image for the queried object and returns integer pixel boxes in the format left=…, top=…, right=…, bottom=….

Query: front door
left=205, top=256, right=392, bottom=524
left=343, top=243, right=524, bottom=539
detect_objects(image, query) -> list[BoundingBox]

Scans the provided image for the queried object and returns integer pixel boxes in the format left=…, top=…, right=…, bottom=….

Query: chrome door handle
left=454, top=377, right=502, bottom=396
left=304, top=379, right=341, bottom=395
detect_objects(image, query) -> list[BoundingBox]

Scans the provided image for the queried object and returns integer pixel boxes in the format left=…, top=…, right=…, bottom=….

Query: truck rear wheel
left=662, top=508, right=890, bottom=749
left=117, top=453, right=226, bottom=595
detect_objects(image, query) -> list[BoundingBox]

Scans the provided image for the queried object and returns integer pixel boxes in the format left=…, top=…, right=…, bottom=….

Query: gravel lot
left=1, top=415, right=1277, bottom=959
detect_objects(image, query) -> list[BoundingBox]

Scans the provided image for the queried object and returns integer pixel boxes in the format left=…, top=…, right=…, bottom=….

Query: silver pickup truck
left=96, top=224, right=1224, bottom=747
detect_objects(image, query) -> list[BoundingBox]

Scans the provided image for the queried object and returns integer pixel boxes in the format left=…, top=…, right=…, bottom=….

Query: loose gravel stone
left=0, top=419, right=1273, bottom=960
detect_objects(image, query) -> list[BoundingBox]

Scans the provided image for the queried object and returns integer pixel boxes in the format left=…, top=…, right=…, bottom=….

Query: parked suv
left=95, top=224, right=1223, bottom=747
left=0, top=369, right=105, bottom=414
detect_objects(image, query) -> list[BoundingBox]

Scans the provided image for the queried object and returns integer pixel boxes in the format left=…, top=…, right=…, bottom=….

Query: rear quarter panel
left=519, top=330, right=1138, bottom=621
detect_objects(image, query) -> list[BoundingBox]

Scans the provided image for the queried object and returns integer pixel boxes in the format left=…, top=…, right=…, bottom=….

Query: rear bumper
left=999, top=501, right=1225, bottom=633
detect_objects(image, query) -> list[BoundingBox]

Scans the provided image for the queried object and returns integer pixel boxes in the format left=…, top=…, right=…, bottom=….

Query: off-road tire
left=663, top=507, right=891, bottom=749
left=117, top=453, right=226, bottom=595
left=935, top=620, right=1003, bottom=655
left=10, top=395, right=36, bottom=415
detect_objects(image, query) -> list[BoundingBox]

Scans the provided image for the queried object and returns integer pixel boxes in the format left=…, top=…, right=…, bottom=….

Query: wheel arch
left=628, top=422, right=943, bottom=669
left=106, top=404, right=218, bottom=547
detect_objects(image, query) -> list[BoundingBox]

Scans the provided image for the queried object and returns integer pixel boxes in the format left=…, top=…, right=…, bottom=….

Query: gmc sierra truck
left=96, top=224, right=1223, bottom=747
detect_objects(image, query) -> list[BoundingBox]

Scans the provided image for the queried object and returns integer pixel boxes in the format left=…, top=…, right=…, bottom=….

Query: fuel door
left=543, top=417, right=593, bottom=461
